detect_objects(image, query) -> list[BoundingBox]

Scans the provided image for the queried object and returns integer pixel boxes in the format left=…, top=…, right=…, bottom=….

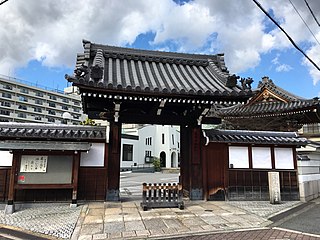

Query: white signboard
left=20, top=155, right=48, bottom=173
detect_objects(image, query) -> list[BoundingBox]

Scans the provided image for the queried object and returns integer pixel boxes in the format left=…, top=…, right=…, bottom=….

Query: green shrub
left=152, top=157, right=161, bottom=172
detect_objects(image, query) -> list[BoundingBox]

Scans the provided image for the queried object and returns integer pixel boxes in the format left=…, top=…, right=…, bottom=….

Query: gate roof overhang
left=66, top=40, right=252, bottom=125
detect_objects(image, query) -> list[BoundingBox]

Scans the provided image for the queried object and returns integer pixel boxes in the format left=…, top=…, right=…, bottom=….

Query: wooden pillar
left=71, top=152, right=80, bottom=207
left=106, top=121, right=122, bottom=201
left=189, top=125, right=203, bottom=200
left=180, top=125, right=204, bottom=200
left=5, top=153, right=18, bottom=214
left=180, top=125, right=191, bottom=197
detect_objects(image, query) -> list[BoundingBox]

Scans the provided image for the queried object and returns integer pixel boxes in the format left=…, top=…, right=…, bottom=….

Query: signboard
left=20, top=155, right=48, bottom=173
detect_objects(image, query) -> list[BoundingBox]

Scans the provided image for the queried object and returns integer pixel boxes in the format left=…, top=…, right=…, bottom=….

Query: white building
left=120, top=125, right=180, bottom=170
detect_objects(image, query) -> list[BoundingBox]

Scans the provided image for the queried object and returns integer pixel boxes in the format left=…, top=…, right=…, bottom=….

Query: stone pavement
left=0, top=200, right=314, bottom=240
left=72, top=200, right=301, bottom=240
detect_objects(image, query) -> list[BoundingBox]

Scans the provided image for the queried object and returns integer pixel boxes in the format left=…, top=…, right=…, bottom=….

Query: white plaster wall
left=80, top=143, right=105, bottom=167
left=0, top=151, right=12, bottom=166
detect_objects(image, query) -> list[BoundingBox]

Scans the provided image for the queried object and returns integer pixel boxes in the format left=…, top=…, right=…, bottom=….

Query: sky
left=1, top=0, right=320, bottom=98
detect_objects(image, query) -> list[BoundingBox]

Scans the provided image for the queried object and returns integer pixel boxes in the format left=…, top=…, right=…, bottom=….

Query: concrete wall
left=297, top=150, right=320, bottom=202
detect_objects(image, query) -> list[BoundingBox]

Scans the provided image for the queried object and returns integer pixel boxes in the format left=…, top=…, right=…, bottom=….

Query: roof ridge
left=257, top=76, right=304, bottom=101
left=88, top=40, right=225, bottom=68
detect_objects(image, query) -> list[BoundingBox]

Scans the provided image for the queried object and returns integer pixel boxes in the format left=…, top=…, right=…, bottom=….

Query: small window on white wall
left=275, top=148, right=294, bottom=169
left=229, top=146, right=249, bottom=168
left=252, top=147, right=272, bottom=169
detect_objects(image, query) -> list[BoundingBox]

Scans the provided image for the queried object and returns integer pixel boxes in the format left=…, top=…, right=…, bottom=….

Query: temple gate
left=66, top=40, right=251, bottom=200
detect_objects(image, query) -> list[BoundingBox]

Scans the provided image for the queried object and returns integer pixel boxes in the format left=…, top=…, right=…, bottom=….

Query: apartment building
left=0, top=75, right=85, bottom=124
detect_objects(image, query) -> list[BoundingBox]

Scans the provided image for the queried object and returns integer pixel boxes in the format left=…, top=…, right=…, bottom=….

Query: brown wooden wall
left=202, top=143, right=228, bottom=200
left=0, top=167, right=108, bottom=202
left=0, top=168, right=10, bottom=202
left=228, top=170, right=298, bottom=200
left=78, top=167, right=107, bottom=200
left=202, top=143, right=300, bottom=201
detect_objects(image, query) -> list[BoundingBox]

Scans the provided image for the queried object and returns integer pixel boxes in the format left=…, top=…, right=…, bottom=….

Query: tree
left=80, top=117, right=97, bottom=126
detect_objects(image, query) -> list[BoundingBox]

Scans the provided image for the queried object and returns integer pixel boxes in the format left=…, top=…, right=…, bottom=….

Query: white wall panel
left=229, top=146, right=249, bottom=168
left=80, top=143, right=105, bottom=167
left=252, top=147, right=272, bottom=169
left=275, top=148, right=294, bottom=169
left=0, top=151, right=12, bottom=166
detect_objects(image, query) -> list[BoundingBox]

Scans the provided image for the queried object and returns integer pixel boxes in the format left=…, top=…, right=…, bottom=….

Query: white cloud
left=0, top=0, right=319, bottom=84
left=275, top=64, right=293, bottom=72
left=303, top=44, right=320, bottom=85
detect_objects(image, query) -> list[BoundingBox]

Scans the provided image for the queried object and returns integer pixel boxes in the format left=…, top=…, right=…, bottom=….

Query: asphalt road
left=276, top=201, right=320, bottom=235
left=120, top=171, right=179, bottom=200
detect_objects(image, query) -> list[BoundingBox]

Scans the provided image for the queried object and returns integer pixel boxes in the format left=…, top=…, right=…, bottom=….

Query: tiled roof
left=256, top=77, right=304, bottom=101
left=203, top=129, right=308, bottom=146
left=0, top=123, right=106, bottom=141
left=66, top=40, right=251, bottom=97
left=0, top=141, right=91, bottom=151
left=218, top=99, right=319, bottom=118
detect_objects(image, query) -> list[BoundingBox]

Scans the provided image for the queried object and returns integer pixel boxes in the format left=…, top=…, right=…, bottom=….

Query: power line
left=0, top=0, right=8, bottom=6
left=304, top=0, right=320, bottom=27
left=288, top=0, right=320, bottom=46
left=253, top=0, right=320, bottom=72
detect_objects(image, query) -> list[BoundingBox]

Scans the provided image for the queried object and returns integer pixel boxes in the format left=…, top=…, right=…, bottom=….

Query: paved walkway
left=72, top=200, right=301, bottom=240
left=0, top=200, right=316, bottom=240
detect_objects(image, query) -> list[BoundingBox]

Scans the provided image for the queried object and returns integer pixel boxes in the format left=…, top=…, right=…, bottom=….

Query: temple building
left=217, top=76, right=320, bottom=131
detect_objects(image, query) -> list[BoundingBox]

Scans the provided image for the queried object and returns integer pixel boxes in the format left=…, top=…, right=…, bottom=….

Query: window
left=35, top=116, right=42, bottom=120
left=33, top=107, right=42, bottom=113
left=47, top=117, right=55, bottom=122
left=18, top=105, right=27, bottom=110
left=172, top=134, right=174, bottom=145
left=145, top=150, right=152, bottom=157
left=162, top=133, right=165, bottom=144
left=20, top=88, right=29, bottom=94
left=35, top=91, right=44, bottom=97
left=18, top=95, right=28, bottom=102
left=145, top=137, right=152, bottom=145
left=0, top=110, right=10, bottom=116
left=229, top=146, right=249, bottom=168
left=73, top=115, right=80, bottom=119
left=1, top=101, right=11, bottom=107
left=35, top=99, right=43, bottom=105
left=302, top=124, right=320, bottom=134
left=48, top=110, right=56, bottom=115
left=123, top=144, right=133, bottom=161
left=3, top=84, right=12, bottom=90
left=2, top=92, right=11, bottom=99
left=73, top=108, right=80, bottom=113
left=48, top=102, right=56, bottom=107
left=74, top=101, right=80, bottom=106
left=62, top=98, right=69, bottom=103
left=49, top=95, right=57, bottom=100
left=61, top=105, right=68, bottom=110
left=17, top=113, right=26, bottom=118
